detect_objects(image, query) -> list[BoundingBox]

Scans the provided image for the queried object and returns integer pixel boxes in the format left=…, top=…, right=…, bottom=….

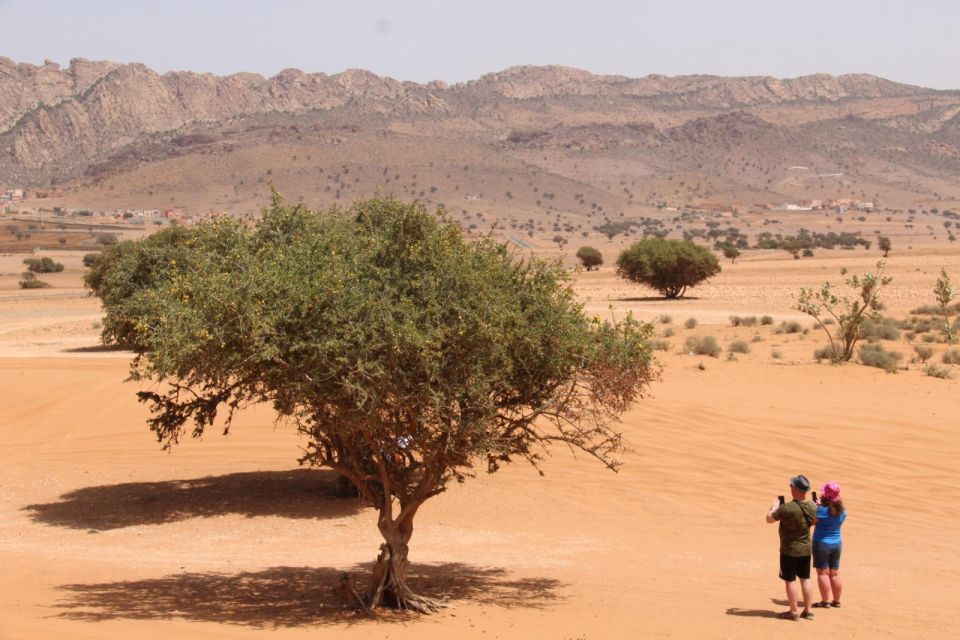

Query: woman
left=812, top=481, right=846, bottom=608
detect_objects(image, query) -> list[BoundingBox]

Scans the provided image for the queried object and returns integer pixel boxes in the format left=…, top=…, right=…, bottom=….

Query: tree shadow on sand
left=612, top=296, right=702, bottom=303
left=54, top=563, right=563, bottom=627
left=24, top=469, right=362, bottom=531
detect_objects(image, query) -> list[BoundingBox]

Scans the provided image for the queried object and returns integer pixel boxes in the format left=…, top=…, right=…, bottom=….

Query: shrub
left=662, top=327, right=675, bottom=337
left=924, top=364, right=952, bottom=379
left=751, top=334, right=764, bottom=343
left=684, top=317, right=698, bottom=329
left=685, top=335, right=721, bottom=357
left=650, top=339, right=671, bottom=351
left=913, top=345, right=934, bottom=363
left=858, top=343, right=901, bottom=373
left=23, top=256, right=64, bottom=273
left=19, top=272, right=49, bottom=289
left=802, top=248, right=814, bottom=257
left=616, top=238, right=721, bottom=299
left=575, top=246, right=603, bottom=270
left=775, top=320, right=803, bottom=334
left=82, top=253, right=101, bottom=268
left=760, top=315, right=774, bottom=325
left=771, top=349, right=783, bottom=359
left=943, top=349, right=960, bottom=365
left=96, top=232, right=119, bottom=246
left=741, top=316, right=758, bottom=327
left=658, top=314, right=672, bottom=324
left=814, top=345, right=839, bottom=362
left=729, top=339, right=751, bottom=354
left=859, top=317, right=901, bottom=342
left=730, top=315, right=742, bottom=327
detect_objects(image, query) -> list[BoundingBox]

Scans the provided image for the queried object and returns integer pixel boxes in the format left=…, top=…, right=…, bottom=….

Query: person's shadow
left=725, top=599, right=791, bottom=619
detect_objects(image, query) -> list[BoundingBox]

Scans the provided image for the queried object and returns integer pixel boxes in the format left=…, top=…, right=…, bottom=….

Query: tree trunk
left=365, top=528, right=441, bottom=613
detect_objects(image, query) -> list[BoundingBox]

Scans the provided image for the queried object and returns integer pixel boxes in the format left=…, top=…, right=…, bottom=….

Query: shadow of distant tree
left=612, top=296, right=702, bottom=302
left=62, top=344, right=130, bottom=353
left=55, top=564, right=562, bottom=626
left=25, top=469, right=362, bottom=531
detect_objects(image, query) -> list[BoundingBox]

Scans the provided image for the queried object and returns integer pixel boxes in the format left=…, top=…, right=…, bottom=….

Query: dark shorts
left=813, top=541, right=842, bottom=570
left=779, top=553, right=811, bottom=582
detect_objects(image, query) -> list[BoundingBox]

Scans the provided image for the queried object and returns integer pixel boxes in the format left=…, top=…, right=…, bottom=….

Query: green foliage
left=934, top=270, right=956, bottom=343
left=775, top=320, right=803, bottom=334
left=723, top=246, right=740, bottom=263
left=858, top=343, right=901, bottom=373
left=913, top=345, right=934, bottom=363
left=685, top=335, right=721, bottom=357
left=760, top=315, right=774, bottom=326
left=943, top=349, right=960, bottom=365
left=729, top=339, right=751, bottom=354
left=813, top=345, right=837, bottom=362
left=19, top=272, right=50, bottom=289
left=650, top=339, right=671, bottom=351
left=878, top=236, right=892, bottom=257
left=575, top=246, right=603, bottom=270
left=23, top=256, right=64, bottom=273
left=87, top=196, right=660, bottom=610
left=616, top=238, right=721, bottom=299
left=796, top=261, right=891, bottom=363
left=96, top=232, right=119, bottom=246
left=82, top=252, right=101, bottom=268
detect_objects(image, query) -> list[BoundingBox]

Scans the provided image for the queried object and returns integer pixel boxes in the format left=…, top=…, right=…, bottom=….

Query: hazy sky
left=5, top=0, right=959, bottom=89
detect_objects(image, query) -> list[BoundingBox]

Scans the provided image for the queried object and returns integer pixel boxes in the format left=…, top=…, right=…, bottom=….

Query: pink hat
left=821, top=481, right=841, bottom=501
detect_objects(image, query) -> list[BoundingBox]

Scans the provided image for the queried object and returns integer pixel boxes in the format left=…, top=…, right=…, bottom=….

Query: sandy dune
left=1, top=249, right=958, bottom=639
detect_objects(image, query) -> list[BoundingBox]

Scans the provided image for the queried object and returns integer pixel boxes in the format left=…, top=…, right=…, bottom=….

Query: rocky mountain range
left=2, top=57, right=959, bottom=215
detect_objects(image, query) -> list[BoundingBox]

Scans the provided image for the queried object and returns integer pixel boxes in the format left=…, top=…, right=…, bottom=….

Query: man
left=766, top=474, right=818, bottom=620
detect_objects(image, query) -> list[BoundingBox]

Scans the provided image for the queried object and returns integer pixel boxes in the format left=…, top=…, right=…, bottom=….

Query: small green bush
left=729, top=315, right=742, bottom=327
left=19, top=272, right=50, bottom=289
left=858, top=343, right=902, bottom=373
left=649, top=339, right=671, bottom=352
left=82, top=252, right=101, bottom=268
left=23, top=256, right=64, bottom=273
left=760, top=316, right=774, bottom=326
left=924, top=364, right=952, bottom=379
left=658, top=314, right=672, bottom=324
left=685, top=335, right=721, bottom=358
left=729, top=339, right=751, bottom=354
left=662, top=327, right=675, bottom=337
left=943, top=349, right=960, bottom=365
left=684, top=317, right=698, bottom=329
left=575, top=246, right=603, bottom=270
left=913, top=345, right=934, bottom=363
left=814, top=345, right=839, bottom=362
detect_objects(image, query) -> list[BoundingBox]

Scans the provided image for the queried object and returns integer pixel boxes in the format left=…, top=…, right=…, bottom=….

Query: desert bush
left=923, top=364, right=952, bottom=379
left=19, top=272, right=49, bottom=289
left=82, top=253, right=101, bottom=268
left=771, top=349, right=783, bottom=359
left=685, top=335, right=721, bottom=357
left=751, top=334, right=764, bottom=343
left=943, top=349, right=960, bottom=365
left=796, top=261, right=891, bottom=363
left=858, top=343, right=901, bottom=373
left=775, top=320, right=803, bottom=334
left=616, top=238, right=721, bottom=299
left=96, top=232, right=119, bottom=246
left=662, top=327, right=675, bottom=337
left=813, top=345, right=836, bottom=362
left=741, top=316, right=757, bottom=327
left=658, top=314, right=672, bottom=324
left=760, top=315, right=774, bottom=325
left=23, top=256, right=64, bottom=273
left=859, top=317, right=901, bottom=342
left=922, top=334, right=938, bottom=343
left=729, top=339, right=751, bottom=354
left=684, top=317, right=698, bottom=329
left=913, top=345, right=934, bottom=363
left=650, top=339, right=671, bottom=351
left=575, top=246, right=603, bottom=270
left=730, top=315, right=742, bottom=327
left=802, top=248, right=815, bottom=257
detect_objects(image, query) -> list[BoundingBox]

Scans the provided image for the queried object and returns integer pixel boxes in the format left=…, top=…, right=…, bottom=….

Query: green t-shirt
left=773, top=500, right=818, bottom=556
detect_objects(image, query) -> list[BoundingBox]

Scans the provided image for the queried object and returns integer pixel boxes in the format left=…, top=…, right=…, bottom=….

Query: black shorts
left=779, top=553, right=811, bottom=582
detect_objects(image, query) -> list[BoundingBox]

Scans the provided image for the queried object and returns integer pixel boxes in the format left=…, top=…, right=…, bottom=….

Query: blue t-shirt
left=813, top=505, right=846, bottom=544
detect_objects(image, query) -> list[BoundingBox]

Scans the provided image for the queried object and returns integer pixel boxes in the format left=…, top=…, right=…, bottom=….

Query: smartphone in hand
left=812, top=491, right=818, bottom=503
left=778, top=495, right=785, bottom=505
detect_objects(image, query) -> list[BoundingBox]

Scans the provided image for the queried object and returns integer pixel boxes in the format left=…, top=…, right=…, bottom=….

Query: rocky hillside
left=2, top=58, right=960, bottom=214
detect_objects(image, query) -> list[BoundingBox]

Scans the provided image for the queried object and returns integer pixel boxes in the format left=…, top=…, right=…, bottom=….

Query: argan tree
left=576, top=246, right=603, bottom=270
left=796, top=261, right=891, bottom=362
left=878, top=236, right=892, bottom=257
left=616, top=238, right=721, bottom=299
left=87, top=197, right=658, bottom=613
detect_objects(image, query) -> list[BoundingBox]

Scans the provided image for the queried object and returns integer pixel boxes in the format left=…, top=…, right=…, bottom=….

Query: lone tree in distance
left=86, top=196, right=659, bottom=613
left=616, top=238, right=721, bottom=299
left=576, top=246, right=603, bottom=270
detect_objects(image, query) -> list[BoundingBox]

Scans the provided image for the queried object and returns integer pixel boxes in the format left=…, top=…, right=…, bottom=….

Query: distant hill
left=2, top=58, right=959, bottom=222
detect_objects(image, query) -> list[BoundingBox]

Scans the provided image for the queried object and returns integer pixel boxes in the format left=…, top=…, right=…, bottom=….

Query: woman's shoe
left=831, top=601, right=841, bottom=608
left=812, top=601, right=831, bottom=608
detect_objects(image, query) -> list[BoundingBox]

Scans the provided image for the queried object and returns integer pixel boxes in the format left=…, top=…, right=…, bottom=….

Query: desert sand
left=1, top=248, right=958, bottom=639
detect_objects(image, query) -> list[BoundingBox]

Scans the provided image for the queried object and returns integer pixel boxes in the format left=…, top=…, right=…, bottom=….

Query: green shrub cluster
left=23, top=257, right=64, bottom=273
left=685, top=335, right=721, bottom=357
left=859, top=317, right=901, bottom=342
left=858, top=343, right=901, bottom=373
left=729, top=339, right=751, bottom=354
